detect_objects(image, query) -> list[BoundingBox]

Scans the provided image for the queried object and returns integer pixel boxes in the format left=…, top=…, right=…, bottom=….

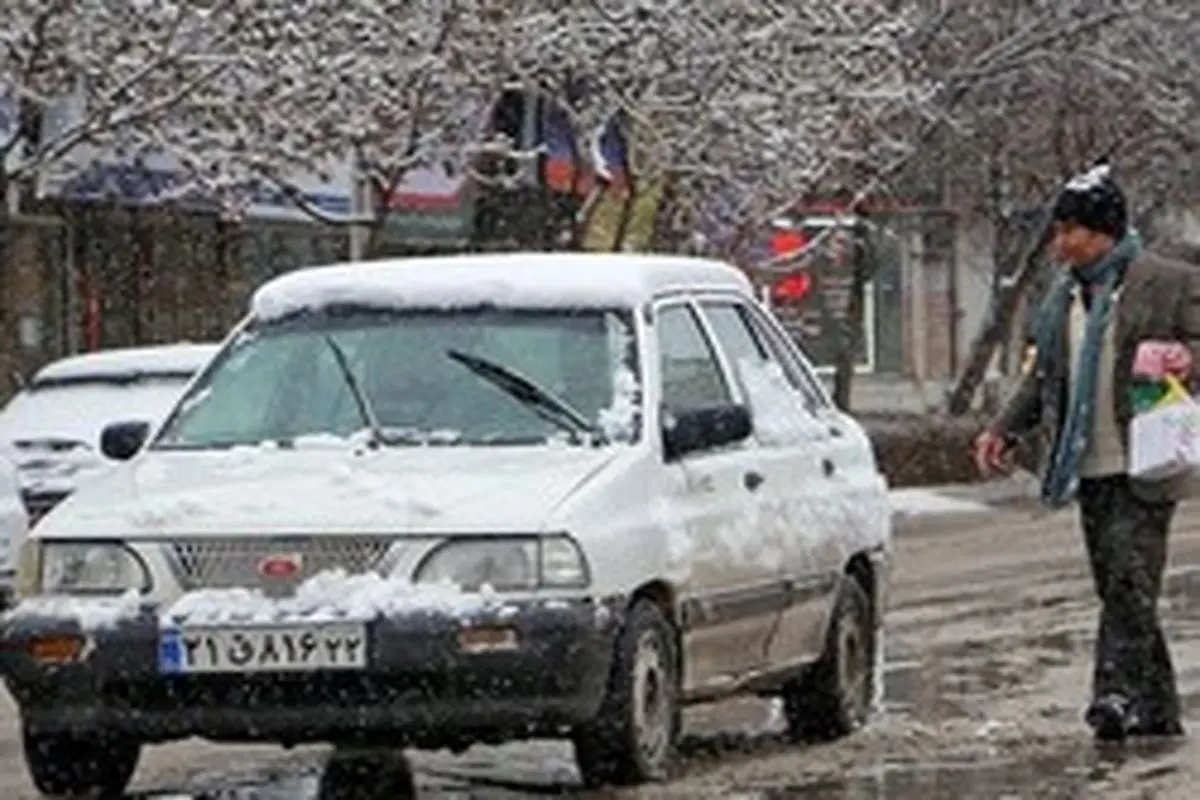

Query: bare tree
left=0, top=0, right=250, bottom=375
left=935, top=0, right=1200, bottom=414
left=9, top=0, right=1196, bottom=386
left=146, top=1, right=598, bottom=256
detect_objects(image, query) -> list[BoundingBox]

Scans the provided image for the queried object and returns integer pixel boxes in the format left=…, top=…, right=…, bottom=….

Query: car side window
left=740, top=303, right=831, bottom=411
left=699, top=302, right=770, bottom=371
left=656, top=304, right=733, bottom=412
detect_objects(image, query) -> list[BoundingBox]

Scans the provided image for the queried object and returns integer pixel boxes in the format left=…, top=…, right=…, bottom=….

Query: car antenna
left=322, top=334, right=384, bottom=449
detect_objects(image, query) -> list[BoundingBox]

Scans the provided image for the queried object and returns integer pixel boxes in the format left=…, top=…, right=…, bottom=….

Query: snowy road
left=5, top=492, right=1200, bottom=798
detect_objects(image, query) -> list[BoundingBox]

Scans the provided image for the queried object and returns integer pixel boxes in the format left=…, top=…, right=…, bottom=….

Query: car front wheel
left=22, top=727, right=141, bottom=798
left=572, top=599, right=680, bottom=787
left=781, top=575, right=874, bottom=741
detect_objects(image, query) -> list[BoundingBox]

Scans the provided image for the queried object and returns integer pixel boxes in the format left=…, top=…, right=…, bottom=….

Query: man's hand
left=973, top=428, right=1014, bottom=477
left=1133, top=340, right=1193, bottom=379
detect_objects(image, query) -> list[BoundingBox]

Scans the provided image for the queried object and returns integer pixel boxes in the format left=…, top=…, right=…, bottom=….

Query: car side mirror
left=662, top=404, right=752, bottom=462
left=100, top=421, right=152, bottom=461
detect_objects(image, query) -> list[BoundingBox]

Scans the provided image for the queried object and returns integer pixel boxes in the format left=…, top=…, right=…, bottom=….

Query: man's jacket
left=990, top=252, right=1200, bottom=502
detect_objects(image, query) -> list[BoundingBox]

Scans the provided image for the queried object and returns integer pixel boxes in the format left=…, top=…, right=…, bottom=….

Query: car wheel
left=572, top=599, right=680, bottom=787
left=22, top=727, right=141, bottom=797
left=781, top=575, right=874, bottom=741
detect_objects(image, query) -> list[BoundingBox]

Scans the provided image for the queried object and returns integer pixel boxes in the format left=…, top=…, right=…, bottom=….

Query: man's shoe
left=1086, top=695, right=1132, bottom=741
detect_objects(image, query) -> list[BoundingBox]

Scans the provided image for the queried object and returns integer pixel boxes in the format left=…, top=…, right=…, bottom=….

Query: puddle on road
left=129, top=737, right=1191, bottom=800
left=125, top=659, right=973, bottom=799
left=125, top=658, right=1187, bottom=799
left=733, top=753, right=1099, bottom=799
left=129, top=747, right=1149, bottom=800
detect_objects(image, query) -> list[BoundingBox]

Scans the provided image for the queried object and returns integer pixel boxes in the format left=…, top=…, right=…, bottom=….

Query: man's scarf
left=1036, top=229, right=1143, bottom=508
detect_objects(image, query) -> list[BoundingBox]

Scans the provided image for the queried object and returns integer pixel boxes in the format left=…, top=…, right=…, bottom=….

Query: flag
left=590, top=111, right=630, bottom=194
left=539, top=99, right=580, bottom=194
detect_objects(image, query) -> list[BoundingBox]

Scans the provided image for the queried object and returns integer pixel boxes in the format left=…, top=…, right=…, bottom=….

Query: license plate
left=158, top=623, right=367, bottom=674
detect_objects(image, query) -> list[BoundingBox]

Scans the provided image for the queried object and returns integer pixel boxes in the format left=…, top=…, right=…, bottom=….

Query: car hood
left=36, top=443, right=625, bottom=538
left=0, top=380, right=192, bottom=495
left=3, top=439, right=110, bottom=496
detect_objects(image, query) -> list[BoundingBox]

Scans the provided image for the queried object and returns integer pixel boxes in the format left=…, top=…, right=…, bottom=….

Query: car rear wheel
left=572, top=599, right=680, bottom=787
left=781, top=575, right=874, bottom=741
left=22, top=727, right=141, bottom=797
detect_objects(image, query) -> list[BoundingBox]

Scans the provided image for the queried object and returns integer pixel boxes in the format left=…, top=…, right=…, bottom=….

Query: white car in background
left=0, top=454, right=28, bottom=606
left=0, top=254, right=890, bottom=797
left=0, top=343, right=219, bottom=526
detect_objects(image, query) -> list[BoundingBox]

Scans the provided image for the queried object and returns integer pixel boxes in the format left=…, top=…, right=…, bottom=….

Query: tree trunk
left=831, top=226, right=870, bottom=410
left=944, top=210, right=1053, bottom=415
left=610, top=182, right=638, bottom=252
left=647, top=173, right=686, bottom=253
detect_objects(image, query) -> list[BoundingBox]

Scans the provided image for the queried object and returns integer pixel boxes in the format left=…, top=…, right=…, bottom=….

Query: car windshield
left=153, top=306, right=641, bottom=449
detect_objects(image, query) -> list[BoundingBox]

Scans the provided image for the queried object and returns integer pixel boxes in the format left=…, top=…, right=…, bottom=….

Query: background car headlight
left=413, top=535, right=589, bottom=591
left=39, top=542, right=150, bottom=595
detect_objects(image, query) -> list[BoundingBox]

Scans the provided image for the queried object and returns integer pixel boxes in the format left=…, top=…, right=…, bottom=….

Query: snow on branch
left=2, top=0, right=1195, bottom=257
left=1, top=0, right=255, bottom=187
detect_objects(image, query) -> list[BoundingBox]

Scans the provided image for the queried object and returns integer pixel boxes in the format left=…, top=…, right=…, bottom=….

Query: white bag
left=1129, top=399, right=1200, bottom=480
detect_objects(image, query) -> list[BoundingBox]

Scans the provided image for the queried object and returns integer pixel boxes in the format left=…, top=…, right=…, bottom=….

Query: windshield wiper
left=322, top=334, right=385, bottom=449
left=446, top=349, right=608, bottom=446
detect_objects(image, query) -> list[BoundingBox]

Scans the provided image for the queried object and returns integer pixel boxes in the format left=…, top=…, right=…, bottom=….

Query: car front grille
left=21, top=490, right=71, bottom=526
left=166, top=537, right=395, bottom=590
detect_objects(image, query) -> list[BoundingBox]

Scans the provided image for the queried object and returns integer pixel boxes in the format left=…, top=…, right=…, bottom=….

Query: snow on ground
left=889, top=487, right=991, bottom=518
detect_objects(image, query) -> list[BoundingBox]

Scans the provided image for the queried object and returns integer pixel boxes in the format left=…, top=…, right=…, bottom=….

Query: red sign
left=771, top=272, right=812, bottom=303
left=770, top=229, right=808, bottom=257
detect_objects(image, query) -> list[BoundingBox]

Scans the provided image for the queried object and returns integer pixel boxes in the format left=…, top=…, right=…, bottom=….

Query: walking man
left=974, top=164, right=1200, bottom=740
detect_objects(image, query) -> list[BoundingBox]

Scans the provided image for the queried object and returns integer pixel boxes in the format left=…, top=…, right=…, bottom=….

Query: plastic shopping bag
left=1129, top=375, right=1200, bottom=480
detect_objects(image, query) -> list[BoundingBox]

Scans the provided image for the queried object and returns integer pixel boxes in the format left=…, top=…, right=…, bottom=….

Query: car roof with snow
left=250, top=252, right=754, bottom=321
left=30, top=343, right=221, bottom=388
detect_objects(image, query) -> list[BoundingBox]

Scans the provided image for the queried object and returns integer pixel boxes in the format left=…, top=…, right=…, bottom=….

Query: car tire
left=572, top=599, right=680, bottom=787
left=22, top=727, right=141, bottom=798
left=781, top=575, right=874, bottom=741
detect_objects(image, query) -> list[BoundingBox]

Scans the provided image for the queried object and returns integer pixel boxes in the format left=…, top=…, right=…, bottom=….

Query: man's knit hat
left=1051, top=163, right=1128, bottom=239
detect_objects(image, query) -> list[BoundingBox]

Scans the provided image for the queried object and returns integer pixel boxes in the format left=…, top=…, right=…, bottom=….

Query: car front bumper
left=0, top=597, right=620, bottom=749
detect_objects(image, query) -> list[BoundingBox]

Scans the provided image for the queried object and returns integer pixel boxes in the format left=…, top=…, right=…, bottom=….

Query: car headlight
left=35, top=541, right=151, bottom=595
left=413, top=535, right=589, bottom=591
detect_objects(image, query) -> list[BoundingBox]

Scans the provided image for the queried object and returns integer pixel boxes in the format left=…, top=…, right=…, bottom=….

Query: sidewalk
left=889, top=471, right=1039, bottom=521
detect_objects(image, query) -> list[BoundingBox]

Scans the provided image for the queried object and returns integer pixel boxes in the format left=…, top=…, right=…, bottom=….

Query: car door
left=745, top=302, right=889, bottom=543
left=694, top=297, right=838, bottom=667
left=652, top=299, right=783, bottom=690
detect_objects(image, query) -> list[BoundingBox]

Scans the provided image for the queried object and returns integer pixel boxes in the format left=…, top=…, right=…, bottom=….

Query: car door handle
left=822, top=458, right=836, bottom=477
left=743, top=471, right=765, bottom=491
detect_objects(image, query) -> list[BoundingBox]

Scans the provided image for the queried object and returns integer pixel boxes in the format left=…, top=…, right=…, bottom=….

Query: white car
left=0, top=343, right=219, bottom=525
left=0, top=253, right=891, bottom=796
left=0, top=453, right=28, bottom=605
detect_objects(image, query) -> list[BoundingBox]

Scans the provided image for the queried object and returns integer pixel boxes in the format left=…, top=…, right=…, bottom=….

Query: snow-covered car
left=0, top=343, right=219, bottom=525
left=0, top=253, right=891, bottom=796
left=0, top=453, right=28, bottom=606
